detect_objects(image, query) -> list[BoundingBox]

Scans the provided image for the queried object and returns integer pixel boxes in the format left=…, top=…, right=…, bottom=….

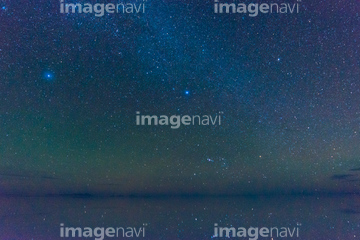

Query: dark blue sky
left=0, top=0, right=359, bottom=196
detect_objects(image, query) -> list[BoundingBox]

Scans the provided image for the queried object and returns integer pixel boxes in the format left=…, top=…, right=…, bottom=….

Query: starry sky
left=0, top=0, right=359, bottom=196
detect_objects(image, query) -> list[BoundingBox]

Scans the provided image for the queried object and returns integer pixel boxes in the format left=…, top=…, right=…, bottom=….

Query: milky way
left=0, top=0, right=359, bottom=196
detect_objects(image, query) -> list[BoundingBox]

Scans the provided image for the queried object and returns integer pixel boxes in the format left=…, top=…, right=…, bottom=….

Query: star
left=43, top=72, right=54, bottom=81
left=185, top=90, right=190, bottom=95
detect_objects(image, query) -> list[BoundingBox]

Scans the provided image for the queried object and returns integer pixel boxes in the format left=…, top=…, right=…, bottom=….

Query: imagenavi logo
left=60, top=223, right=146, bottom=239
left=60, top=0, right=147, bottom=17
left=214, top=0, right=301, bottom=16
left=136, top=112, right=223, bottom=129
left=212, top=223, right=300, bottom=239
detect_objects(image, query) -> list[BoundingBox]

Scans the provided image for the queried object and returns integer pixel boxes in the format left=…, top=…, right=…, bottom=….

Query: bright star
left=185, top=90, right=190, bottom=95
left=43, top=72, right=54, bottom=81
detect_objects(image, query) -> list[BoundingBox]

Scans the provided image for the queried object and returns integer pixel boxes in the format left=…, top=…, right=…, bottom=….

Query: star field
left=0, top=0, right=359, bottom=196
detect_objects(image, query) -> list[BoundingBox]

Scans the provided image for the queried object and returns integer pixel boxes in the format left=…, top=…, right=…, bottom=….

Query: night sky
left=0, top=0, right=360, bottom=196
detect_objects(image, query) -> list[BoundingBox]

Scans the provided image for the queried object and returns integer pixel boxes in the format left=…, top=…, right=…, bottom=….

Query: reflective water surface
left=0, top=195, right=359, bottom=239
